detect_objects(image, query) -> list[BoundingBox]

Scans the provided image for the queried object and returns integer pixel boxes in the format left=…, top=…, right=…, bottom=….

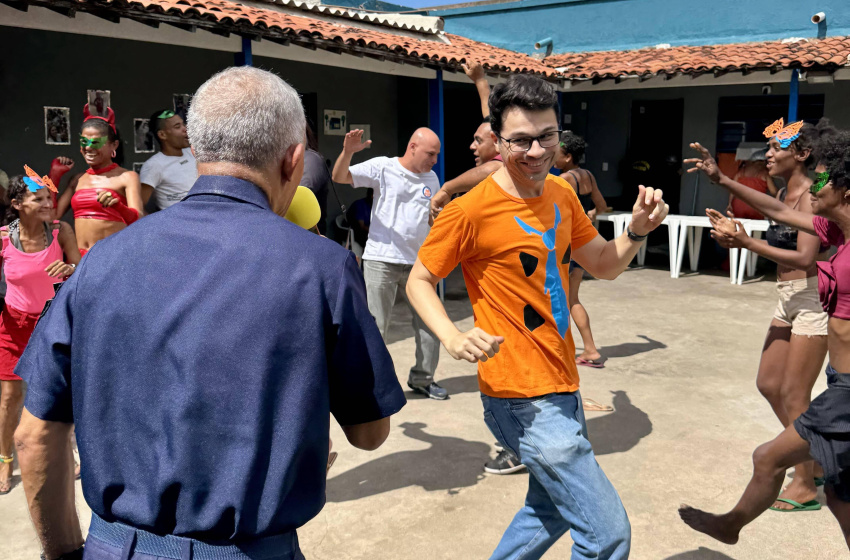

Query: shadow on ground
left=599, top=335, right=667, bottom=360
left=664, top=547, right=736, bottom=559
left=326, top=422, right=488, bottom=502
left=587, top=391, right=652, bottom=456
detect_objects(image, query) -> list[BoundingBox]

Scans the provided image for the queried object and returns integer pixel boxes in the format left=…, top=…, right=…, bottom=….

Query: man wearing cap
left=140, top=109, right=197, bottom=211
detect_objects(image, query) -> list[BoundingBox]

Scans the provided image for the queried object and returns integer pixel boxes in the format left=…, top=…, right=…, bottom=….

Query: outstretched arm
left=406, top=260, right=503, bottom=363
left=332, top=129, right=371, bottom=185
left=572, top=186, right=669, bottom=279
left=430, top=160, right=501, bottom=224
left=463, top=59, right=491, bottom=119
left=685, top=143, right=816, bottom=235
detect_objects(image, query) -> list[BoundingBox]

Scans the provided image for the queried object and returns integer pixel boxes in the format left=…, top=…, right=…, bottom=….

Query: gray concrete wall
left=561, top=80, right=850, bottom=216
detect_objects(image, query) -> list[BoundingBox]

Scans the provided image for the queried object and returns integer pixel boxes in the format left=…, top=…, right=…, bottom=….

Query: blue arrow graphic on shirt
left=515, top=204, right=569, bottom=337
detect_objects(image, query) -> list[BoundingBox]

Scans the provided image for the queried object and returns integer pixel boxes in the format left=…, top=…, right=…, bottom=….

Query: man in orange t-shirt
left=407, top=75, right=669, bottom=560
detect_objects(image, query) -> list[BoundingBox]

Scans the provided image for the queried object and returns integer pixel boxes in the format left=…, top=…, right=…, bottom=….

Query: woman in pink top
left=680, top=132, right=850, bottom=548
left=0, top=171, right=80, bottom=495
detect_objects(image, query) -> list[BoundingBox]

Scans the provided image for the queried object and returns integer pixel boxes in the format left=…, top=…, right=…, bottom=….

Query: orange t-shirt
left=418, top=174, right=599, bottom=398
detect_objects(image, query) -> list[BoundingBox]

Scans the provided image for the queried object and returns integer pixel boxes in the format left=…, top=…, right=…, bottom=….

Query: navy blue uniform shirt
left=17, top=175, right=406, bottom=541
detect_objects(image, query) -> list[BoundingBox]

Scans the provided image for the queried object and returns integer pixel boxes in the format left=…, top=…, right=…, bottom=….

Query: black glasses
left=498, top=130, right=562, bottom=153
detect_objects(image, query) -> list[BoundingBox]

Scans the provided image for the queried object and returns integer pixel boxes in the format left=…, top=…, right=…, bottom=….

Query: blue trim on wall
left=431, top=0, right=850, bottom=55
left=788, top=70, right=799, bottom=122
left=235, top=36, right=253, bottom=66
left=428, top=69, right=446, bottom=183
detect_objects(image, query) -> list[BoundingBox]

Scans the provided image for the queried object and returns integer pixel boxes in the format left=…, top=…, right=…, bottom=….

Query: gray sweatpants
left=362, top=259, right=439, bottom=387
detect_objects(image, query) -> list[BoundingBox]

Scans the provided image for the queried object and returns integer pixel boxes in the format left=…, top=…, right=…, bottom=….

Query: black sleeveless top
left=567, top=169, right=595, bottom=214
left=766, top=188, right=800, bottom=251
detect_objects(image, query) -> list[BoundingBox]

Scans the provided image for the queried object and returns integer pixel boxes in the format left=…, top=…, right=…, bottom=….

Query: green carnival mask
left=79, top=135, right=109, bottom=150
left=811, top=171, right=830, bottom=194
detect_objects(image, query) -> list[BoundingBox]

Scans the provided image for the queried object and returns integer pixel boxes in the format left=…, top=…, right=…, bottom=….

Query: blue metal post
left=428, top=69, right=446, bottom=300
left=235, top=36, right=253, bottom=66
left=428, top=69, right=445, bottom=184
left=788, top=69, right=799, bottom=122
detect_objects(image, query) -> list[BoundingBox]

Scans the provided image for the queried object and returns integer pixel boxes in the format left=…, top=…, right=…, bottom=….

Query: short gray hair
left=188, top=66, right=305, bottom=169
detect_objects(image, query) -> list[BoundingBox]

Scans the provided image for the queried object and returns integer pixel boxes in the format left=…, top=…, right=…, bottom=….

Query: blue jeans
left=481, top=392, right=630, bottom=560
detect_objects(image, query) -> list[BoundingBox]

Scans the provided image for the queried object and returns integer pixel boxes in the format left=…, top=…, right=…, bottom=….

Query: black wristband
left=627, top=227, right=648, bottom=242
left=41, top=545, right=84, bottom=560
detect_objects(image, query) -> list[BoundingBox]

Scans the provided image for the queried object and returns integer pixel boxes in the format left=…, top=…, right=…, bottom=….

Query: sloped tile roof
left=43, top=0, right=555, bottom=75
left=548, top=36, right=850, bottom=80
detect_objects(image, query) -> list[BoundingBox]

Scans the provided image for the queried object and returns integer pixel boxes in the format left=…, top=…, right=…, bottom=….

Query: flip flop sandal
left=0, top=480, right=11, bottom=495
left=769, top=498, right=822, bottom=512
left=576, top=358, right=605, bottom=369
left=326, top=452, right=338, bottom=474
left=582, top=398, right=614, bottom=412
left=815, top=476, right=826, bottom=487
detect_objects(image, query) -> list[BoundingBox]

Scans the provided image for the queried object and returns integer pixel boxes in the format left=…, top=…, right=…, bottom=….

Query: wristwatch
left=626, top=227, right=648, bottom=242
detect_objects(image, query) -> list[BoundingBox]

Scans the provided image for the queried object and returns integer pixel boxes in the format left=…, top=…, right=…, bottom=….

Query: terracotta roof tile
left=60, top=0, right=555, bottom=75
left=548, top=36, right=850, bottom=80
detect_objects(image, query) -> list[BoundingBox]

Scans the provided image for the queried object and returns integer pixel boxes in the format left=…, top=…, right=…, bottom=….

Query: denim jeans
left=481, top=391, right=630, bottom=560
left=362, top=259, right=439, bottom=387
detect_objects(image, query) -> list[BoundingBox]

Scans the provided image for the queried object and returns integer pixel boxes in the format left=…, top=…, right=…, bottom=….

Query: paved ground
left=2, top=266, right=844, bottom=559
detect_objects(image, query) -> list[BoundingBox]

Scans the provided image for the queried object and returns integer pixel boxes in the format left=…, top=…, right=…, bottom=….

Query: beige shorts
left=774, top=277, right=829, bottom=337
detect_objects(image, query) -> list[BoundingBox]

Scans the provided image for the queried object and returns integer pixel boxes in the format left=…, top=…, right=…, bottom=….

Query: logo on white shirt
left=423, top=187, right=432, bottom=198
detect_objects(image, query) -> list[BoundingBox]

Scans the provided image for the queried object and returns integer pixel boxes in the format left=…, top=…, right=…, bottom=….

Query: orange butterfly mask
left=763, top=118, right=804, bottom=148
left=23, top=165, right=58, bottom=194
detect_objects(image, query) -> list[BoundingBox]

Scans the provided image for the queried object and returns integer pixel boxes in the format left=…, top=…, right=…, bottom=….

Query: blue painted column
left=428, top=69, right=446, bottom=300
left=235, top=36, right=253, bottom=66
left=788, top=69, right=799, bottom=122
left=428, top=69, right=446, bottom=184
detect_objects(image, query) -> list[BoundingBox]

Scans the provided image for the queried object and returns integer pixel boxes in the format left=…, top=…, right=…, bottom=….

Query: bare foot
left=772, top=479, right=817, bottom=510
left=678, top=504, right=740, bottom=545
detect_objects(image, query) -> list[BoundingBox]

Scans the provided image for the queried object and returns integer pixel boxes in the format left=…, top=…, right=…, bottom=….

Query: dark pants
left=83, top=513, right=304, bottom=560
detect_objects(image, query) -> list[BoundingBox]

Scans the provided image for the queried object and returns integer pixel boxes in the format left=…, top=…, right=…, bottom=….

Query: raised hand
left=462, top=59, right=486, bottom=83
left=629, top=185, right=669, bottom=236
left=707, top=209, right=749, bottom=249
left=44, top=260, right=74, bottom=278
left=446, top=327, right=504, bottom=363
left=96, top=190, right=118, bottom=208
left=685, top=142, right=723, bottom=183
left=705, top=208, right=737, bottom=235
left=343, top=129, right=372, bottom=154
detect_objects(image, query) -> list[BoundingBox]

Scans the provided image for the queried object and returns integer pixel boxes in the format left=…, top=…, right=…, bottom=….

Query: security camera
left=761, top=85, right=772, bottom=95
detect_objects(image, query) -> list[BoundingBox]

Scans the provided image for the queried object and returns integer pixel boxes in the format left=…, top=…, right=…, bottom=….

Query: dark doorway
left=301, top=92, right=318, bottom=135
left=620, top=99, right=685, bottom=214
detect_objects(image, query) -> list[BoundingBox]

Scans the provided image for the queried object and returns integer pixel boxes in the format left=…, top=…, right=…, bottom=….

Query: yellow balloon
left=284, top=186, right=321, bottom=230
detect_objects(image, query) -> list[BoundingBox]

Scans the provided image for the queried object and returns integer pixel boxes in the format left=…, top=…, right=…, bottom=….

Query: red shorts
left=0, top=305, right=41, bottom=381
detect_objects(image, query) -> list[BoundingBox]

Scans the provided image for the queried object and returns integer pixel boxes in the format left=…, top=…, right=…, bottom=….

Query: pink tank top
left=813, top=216, right=850, bottom=320
left=1, top=222, right=65, bottom=314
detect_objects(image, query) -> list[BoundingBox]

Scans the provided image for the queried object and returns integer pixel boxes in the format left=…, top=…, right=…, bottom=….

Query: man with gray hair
left=14, top=66, right=405, bottom=560
left=333, top=127, right=446, bottom=400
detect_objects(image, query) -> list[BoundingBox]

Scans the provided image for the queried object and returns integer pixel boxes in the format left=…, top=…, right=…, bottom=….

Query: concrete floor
left=2, top=267, right=845, bottom=559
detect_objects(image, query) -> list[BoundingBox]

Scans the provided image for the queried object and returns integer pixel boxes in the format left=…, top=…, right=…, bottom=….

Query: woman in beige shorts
left=703, top=120, right=830, bottom=512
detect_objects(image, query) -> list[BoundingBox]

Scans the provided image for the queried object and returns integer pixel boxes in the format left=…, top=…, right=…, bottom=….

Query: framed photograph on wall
left=323, top=110, right=346, bottom=136
left=173, top=94, right=193, bottom=121
left=86, top=90, right=111, bottom=117
left=44, top=107, right=71, bottom=145
left=134, top=118, right=155, bottom=154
